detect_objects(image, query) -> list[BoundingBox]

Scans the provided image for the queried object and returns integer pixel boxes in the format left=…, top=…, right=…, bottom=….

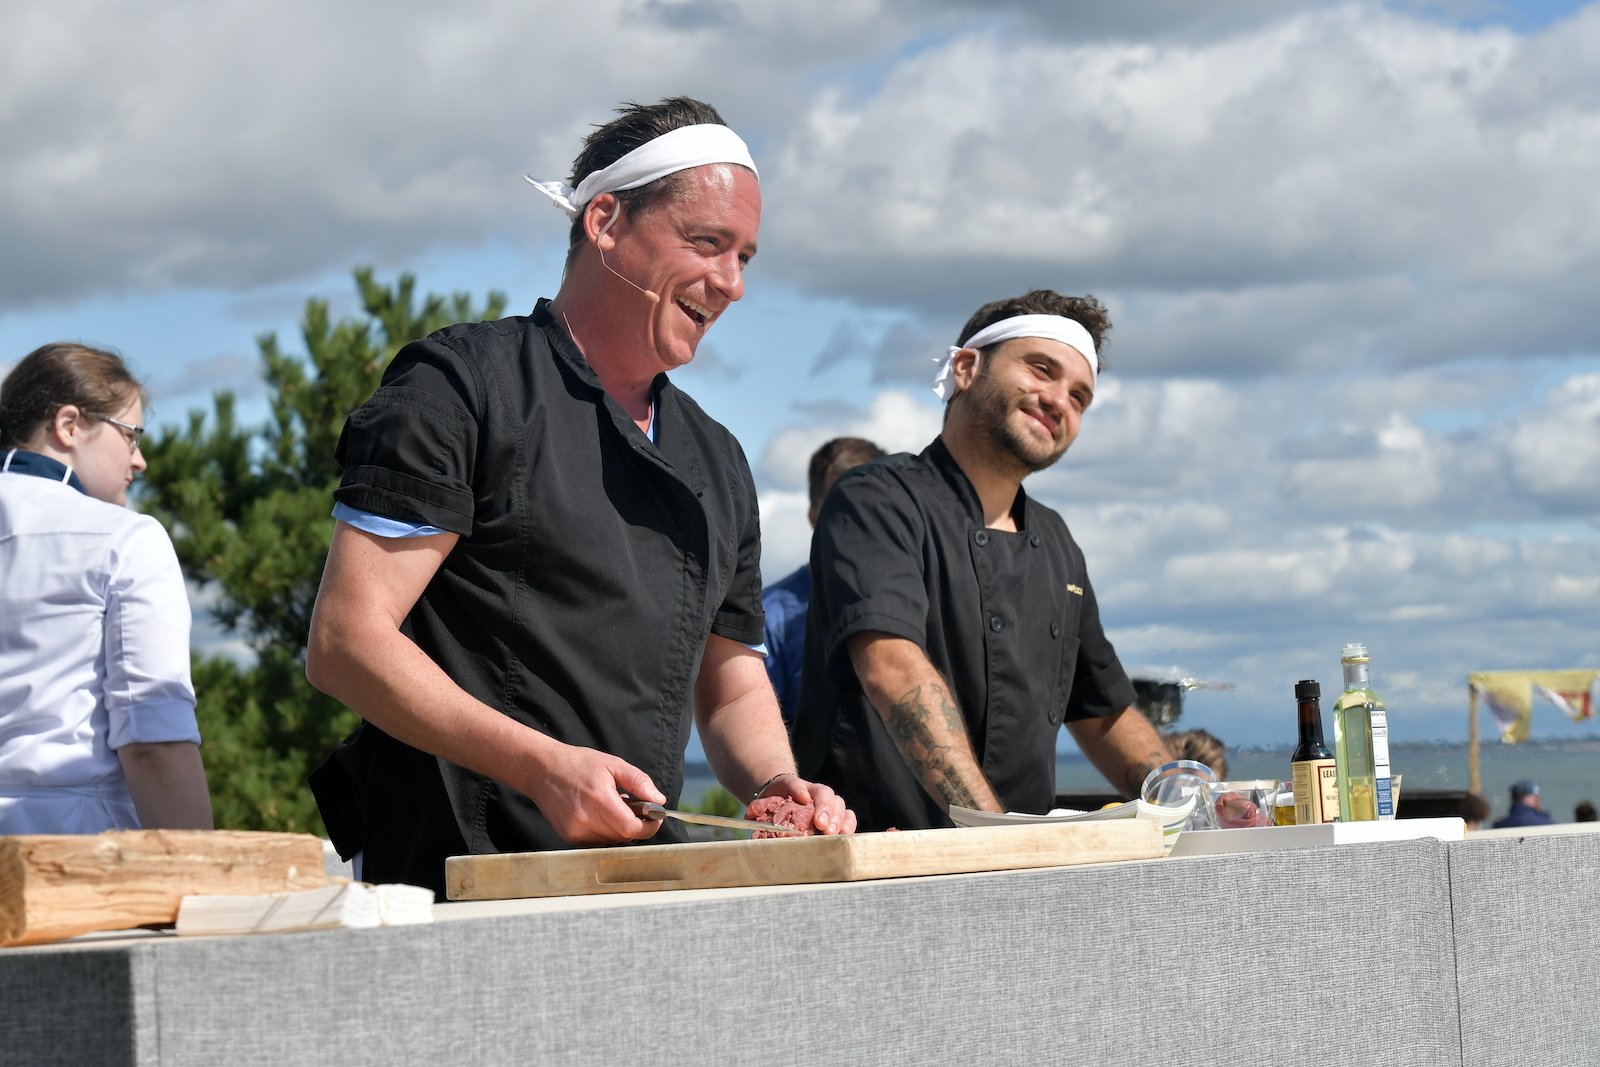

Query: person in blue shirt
left=1492, top=780, right=1555, bottom=828
left=762, top=437, right=885, bottom=727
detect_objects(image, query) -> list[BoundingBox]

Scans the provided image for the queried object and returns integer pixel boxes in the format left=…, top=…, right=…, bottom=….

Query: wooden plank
left=0, top=831, right=328, bottom=947
left=447, top=820, right=1162, bottom=901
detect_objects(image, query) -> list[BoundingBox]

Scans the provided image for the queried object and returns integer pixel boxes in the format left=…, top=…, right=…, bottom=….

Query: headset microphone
left=599, top=247, right=660, bottom=304
left=596, top=207, right=660, bottom=304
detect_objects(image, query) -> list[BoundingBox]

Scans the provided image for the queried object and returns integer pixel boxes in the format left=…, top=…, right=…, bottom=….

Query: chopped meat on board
left=746, top=795, right=817, bottom=838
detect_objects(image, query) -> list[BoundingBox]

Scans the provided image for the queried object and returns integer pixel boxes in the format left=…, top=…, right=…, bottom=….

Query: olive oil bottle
left=1291, top=680, right=1338, bottom=824
left=1333, top=643, right=1393, bottom=821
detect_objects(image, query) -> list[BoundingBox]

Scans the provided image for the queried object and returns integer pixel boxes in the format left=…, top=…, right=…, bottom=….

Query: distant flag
left=1469, top=669, right=1600, bottom=743
left=1533, top=683, right=1594, bottom=723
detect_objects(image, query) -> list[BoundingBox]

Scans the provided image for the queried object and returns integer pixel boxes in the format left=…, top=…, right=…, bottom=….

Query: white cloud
left=0, top=0, right=913, bottom=310
left=757, top=488, right=812, bottom=587
left=758, top=389, right=941, bottom=491
left=762, top=5, right=1600, bottom=374
left=1507, top=374, right=1600, bottom=509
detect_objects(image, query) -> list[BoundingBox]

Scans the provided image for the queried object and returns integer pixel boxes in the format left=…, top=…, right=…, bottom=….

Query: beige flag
left=1469, top=668, right=1600, bottom=743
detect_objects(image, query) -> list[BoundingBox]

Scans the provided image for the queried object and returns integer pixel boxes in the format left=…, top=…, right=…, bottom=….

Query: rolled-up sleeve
left=333, top=339, right=480, bottom=535
left=102, top=518, right=199, bottom=749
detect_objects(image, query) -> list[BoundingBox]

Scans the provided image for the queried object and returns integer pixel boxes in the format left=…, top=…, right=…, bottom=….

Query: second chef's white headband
left=931, top=314, right=1099, bottom=403
left=522, top=123, right=759, bottom=219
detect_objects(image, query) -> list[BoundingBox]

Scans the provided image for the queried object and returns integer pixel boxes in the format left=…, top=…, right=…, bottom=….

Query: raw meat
left=746, top=795, right=817, bottom=838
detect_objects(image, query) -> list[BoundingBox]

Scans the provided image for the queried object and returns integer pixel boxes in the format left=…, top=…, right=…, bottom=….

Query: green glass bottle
left=1332, top=643, right=1394, bottom=821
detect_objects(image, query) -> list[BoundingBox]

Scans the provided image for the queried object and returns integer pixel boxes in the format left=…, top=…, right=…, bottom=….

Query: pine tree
left=138, top=268, right=507, bottom=832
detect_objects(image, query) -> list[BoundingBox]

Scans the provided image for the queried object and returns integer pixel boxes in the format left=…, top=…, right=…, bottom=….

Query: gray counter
left=4, top=828, right=1595, bottom=1066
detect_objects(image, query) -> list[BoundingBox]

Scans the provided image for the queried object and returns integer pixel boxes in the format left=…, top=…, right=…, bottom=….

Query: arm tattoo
left=883, top=684, right=981, bottom=808
left=937, top=767, right=982, bottom=810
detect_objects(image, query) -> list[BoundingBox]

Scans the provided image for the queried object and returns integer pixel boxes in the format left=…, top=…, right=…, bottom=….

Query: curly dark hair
left=563, top=96, right=735, bottom=267
left=955, top=289, right=1113, bottom=373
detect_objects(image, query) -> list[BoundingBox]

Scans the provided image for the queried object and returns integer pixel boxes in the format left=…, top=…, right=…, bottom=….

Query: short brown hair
left=956, top=289, right=1113, bottom=372
left=0, top=342, right=146, bottom=450
left=564, top=96, right=735, bottom=268
left=808, top=437, right=886, bottom=511
left=1164, top=728, right=1228, bottom=780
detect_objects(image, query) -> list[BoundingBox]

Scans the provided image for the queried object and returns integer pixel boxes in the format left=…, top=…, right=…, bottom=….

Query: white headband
left=523, top=123, right=759, bottom=219
left=931, top=314, right=1099, bottom=403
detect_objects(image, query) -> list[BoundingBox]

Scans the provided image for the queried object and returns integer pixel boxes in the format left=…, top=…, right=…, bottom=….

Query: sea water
left=680, top=737, right=1600, bottom=826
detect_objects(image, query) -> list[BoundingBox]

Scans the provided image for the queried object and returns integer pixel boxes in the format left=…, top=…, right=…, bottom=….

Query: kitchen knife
left=621, top=795, right=804, bottom=836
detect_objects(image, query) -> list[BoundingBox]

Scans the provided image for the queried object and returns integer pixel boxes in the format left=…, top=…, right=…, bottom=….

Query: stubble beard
left=963, top=370, right=1069, bottom=477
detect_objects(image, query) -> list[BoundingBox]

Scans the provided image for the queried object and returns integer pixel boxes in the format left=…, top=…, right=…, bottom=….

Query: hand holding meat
left=751, top=773, right=857, bottom=835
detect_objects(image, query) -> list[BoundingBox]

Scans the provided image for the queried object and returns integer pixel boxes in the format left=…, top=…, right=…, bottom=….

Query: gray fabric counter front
left=4, top=829, right=1597, bottom=1066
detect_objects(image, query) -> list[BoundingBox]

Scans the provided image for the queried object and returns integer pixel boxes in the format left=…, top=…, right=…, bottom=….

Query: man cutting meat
left=306, top=97, right=854, bottom=895
left=792, top=289, right=1171, bottom=833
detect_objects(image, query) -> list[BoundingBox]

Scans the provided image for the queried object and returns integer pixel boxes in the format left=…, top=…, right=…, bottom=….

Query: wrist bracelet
left=751, top=773, right=786, bottom=803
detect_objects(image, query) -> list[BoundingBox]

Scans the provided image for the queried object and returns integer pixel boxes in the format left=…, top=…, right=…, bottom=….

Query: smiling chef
left=306, top=96, right=855, bottom=896
left=792, top=289, right=1173, bottom=833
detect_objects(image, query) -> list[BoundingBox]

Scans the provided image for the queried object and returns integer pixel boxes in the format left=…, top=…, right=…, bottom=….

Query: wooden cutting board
left=446, top=820, right=1161, bottom=901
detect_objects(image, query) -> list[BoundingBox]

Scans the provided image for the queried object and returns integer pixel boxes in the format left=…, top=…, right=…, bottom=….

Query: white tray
left=1166, top=816, right=1465, bottom=858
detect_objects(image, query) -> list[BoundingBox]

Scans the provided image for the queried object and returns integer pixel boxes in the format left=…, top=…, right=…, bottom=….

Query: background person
left=1458, top=792, right=1490, bottom=831
left=307, top=97, right=853, bottom=896
left=0, top=342, right=212, bottom=833
left=793, top=289, right=1172, bottom=832
left=1492, top=779, right=1553, bottom=828
left=1163, top=727, right=1228, bottom=780
left=762, top=436, right=885, bottom=726
left=1576, top=800, right=1597, bottom=823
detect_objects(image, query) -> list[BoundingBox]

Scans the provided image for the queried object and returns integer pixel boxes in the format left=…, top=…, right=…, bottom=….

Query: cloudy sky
left=4, top=0, right=1598, bottom=751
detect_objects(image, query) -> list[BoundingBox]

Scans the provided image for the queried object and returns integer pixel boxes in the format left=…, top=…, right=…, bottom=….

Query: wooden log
left=0, top=830, right=327, bottom=948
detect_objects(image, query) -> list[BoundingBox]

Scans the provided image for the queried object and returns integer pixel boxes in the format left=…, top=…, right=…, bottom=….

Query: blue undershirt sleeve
left=332, top=501, right=449, bottom=538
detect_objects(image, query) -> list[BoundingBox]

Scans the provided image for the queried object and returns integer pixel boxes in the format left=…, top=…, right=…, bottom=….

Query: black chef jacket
left=309, top=301, right=765, bottom=895
left=792, top=438, right=1136, bottom=833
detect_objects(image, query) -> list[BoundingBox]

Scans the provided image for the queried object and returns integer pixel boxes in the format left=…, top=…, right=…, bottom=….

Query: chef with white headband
left=793, top=289, right=1173, bottom=833
left=309, top=97, right=854, bottom=896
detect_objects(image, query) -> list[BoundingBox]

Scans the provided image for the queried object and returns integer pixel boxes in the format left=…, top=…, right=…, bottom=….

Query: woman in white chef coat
left=0, top=342, right=212, bottom=833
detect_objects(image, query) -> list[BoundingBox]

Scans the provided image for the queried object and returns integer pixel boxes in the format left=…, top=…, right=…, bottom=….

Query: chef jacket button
left=989, top=615, right=1004, bottom=633
left=1029, top=532, right=1041, bottom=547
left=1050, top=622, right=1061, bottom=638
left=974, top=530, right=990, bottom=546
left=1048, top=707, right=1064, bottom=725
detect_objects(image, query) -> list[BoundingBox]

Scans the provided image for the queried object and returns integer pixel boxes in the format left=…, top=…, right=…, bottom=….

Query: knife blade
left=621, top=795, right=804, bottom=836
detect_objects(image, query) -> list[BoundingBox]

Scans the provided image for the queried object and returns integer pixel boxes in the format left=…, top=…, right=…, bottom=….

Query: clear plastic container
left=1141, top=760, right=1220, bottom=832
left=1204, top=779, right=1281, bottom=829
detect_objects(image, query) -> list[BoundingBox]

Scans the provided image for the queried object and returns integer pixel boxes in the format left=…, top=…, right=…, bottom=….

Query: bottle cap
left=1295, top=679, right=1320, bottom=701
left=1341, top=642, right=1368, bottom=661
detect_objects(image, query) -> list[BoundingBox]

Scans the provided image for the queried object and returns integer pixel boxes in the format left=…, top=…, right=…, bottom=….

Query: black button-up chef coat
left=792, top=438, right=1136, bottom=833
left=310, top=301, right=764, bottom=895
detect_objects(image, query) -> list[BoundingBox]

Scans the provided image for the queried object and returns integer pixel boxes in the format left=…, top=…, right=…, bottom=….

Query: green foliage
left=138, top=268, right=507, bottom=832
left=686, top=785, right=745, bottom=820
left=680, top=785, right=750, bottom=841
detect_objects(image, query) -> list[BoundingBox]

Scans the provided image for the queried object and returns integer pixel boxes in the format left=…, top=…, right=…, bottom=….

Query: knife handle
left=620, top=795, right=666, bottom=821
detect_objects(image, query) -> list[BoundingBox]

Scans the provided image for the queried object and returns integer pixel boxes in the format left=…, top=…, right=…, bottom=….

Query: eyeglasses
left=101, top=415, right=145, bottom=453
